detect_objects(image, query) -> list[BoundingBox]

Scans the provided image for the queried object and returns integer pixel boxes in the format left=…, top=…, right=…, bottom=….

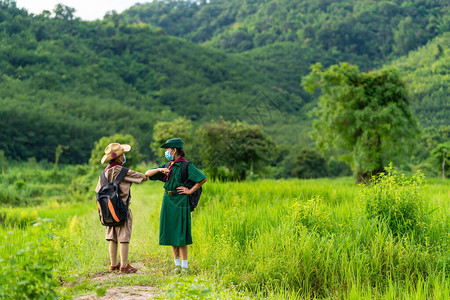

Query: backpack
left=96, top=167, right=130, bottom=227
left=165, top=160, right=202, bottom=212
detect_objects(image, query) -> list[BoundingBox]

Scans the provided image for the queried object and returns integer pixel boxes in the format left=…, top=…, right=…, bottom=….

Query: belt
left=165, top=190, right=179, bottom=196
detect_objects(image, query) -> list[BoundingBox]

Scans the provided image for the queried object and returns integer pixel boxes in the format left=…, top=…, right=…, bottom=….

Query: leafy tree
left=291, top=148, right=328, bottom=179
left=150, top=117, right=196, bottom=160
left=303, top=63, right=419, bottom=183
left=89, top=134, right=144, bottom=169
left=199, top=121, right=275, bottom=180
left=429, top=142, right=450, bottom=179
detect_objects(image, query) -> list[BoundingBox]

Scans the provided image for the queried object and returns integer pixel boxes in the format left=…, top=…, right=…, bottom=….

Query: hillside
left=0, top=0, right=448, bottom=167
left=124, top=0, right=448, bottom=67
left=123, top=0, right=449, bottom=127
left=0, top=1, right=302, bottom=164
left=387, top=32, right=449, bottom=128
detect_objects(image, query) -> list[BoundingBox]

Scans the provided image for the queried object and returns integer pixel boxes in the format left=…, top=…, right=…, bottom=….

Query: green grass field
left=0, top=166, right=449, bottom=299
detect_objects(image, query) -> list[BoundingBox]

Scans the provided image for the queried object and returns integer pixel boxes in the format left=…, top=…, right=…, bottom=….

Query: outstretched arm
left=145, top=168, right=170, bottom=178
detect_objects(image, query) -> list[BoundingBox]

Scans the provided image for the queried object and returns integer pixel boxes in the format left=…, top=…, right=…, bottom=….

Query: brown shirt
left=95, top=165, right=146, bottom=204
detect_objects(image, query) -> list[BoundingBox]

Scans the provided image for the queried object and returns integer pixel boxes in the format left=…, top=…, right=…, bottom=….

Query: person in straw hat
left=95, top=142, right=147, bottom=273
left=145, top=138, right=207, bottom=274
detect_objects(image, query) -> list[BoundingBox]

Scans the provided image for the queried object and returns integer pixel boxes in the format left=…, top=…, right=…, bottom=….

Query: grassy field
left=0, top=164, right=449, bottom=299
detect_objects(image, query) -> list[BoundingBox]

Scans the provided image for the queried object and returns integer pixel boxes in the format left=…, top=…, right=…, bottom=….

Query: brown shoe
left=109, top=263, right=120, bottom=272
left=120, top=264, right=138, bottom=274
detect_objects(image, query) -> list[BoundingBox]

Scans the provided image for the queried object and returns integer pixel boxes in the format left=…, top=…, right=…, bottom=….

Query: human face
left=165, top=148, right=175, bottom=161
left=117, top=154, right=126, bottom=164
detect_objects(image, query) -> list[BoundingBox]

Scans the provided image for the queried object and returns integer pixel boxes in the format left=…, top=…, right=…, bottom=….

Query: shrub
left=291, top=148, right=328, bottom=178
left=290, top=195, right=332, bottom=234
left=358, top=165, right=425, bottom=235
left=0, top=219, right=58, bottom=299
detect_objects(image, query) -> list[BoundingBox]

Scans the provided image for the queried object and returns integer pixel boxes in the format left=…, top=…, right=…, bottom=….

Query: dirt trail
left=74, top=263, right=162, bottom=299
left=76, top=285, right=158, bottom=300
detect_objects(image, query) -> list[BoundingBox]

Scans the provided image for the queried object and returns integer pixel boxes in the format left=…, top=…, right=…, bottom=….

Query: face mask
left=122, top=154, right=127, bottom=165
left=165, top=150, right=174, bottom=161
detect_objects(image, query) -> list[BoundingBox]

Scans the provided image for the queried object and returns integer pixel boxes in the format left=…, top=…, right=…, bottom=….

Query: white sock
left=181, top=260, right=188, bottom=269
left=174, top=258, right=181, bottom=267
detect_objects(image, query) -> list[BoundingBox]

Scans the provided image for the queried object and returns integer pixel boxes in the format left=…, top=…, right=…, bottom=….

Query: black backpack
left=165, top=160, right=202, bottom=212
left=96, top=167, right=130, bottom=226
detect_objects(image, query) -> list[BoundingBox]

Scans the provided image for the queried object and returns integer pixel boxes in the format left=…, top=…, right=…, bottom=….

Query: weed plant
left=0, top=219, right=59, bottom=299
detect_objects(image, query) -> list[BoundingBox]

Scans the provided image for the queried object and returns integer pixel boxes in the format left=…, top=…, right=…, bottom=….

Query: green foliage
left=429, top=141, right=450, bottom=178
left=0, top=219, right=58, bottom=299
left=0, top=3, right=288, bottom=164
left=193, top=178, right=449, bottom=298
left=151, top=117, right=195, bottom=159
left=0, top=162, right=95, bottom=206
left=0, top=1, right=447, bottom=172
left=358, top=165, right=426, bottom=235
left=290, top=195, right=332, bottom=234
left=199, top=120, right=275, bottom=180
left=0, top=150, right=7, bottom=173
left=89, top=134, right=144, bottom=168
left=291, top=148, right=328, bottom=178
left=409, top=125, right=450, bottom=174
left=303, top=63, right=419, bottom=182
left=388, top=33, right=450, bottom=128
left=1, top=166, right=448, bottom=299
left=122, top=0, right=450, bottom=115
left=327, top=156, right=352, bottom=177
left=162, top=277, right=213, bottom=299
left=124, top=0, right=446, bottom=65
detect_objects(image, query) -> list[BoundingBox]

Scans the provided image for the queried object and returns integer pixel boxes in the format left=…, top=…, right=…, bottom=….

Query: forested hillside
left=0, top=1, right=301, bottom=164
left=388, top=32, right=449, bottom=128
left=0, top=0, right=448, bottom=170
left=123, top=0, right=449, bottom=127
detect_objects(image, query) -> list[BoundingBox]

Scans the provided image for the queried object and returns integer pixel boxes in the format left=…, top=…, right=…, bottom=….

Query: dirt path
left=76, top=285, right=158, bottom=300
left=74, top=263, right=162, bottom=299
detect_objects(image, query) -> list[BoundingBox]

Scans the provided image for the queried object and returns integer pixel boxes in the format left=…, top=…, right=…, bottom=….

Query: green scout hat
left=160, top=138, right=184, bottom=149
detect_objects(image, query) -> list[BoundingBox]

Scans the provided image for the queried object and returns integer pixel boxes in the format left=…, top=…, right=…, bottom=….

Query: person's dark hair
left=175, top=148, right=185, bottom=157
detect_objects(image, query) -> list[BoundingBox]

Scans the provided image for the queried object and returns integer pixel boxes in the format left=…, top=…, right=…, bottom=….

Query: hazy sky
left=15, top=0, right=145, bottom=21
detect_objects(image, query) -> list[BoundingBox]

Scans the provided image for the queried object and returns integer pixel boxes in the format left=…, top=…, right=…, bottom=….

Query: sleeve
left=123, top=169, right=146, bottom=184
left=148, top=164, right=167, bottom=181
left=95, top=177, right=102, bottom=193
left=187, top=163, right=207, bottom=183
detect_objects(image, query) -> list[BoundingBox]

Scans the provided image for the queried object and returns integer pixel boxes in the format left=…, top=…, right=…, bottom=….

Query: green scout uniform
left=150, top=161, right=206, bottom=246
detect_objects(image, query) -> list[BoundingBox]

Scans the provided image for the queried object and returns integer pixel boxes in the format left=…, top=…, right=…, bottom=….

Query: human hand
left=160, top=168, right=170, bottom=175
left=176, top=186, right=191, bottom=195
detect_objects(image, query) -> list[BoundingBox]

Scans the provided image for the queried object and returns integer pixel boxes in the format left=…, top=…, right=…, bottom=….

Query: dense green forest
left=0, top=1, right=300, bottom=164
left=124, top=1, right=449, bottom=99
left=0, top=0, right=448, bottom=176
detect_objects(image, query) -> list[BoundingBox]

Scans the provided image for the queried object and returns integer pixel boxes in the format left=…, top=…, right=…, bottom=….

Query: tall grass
left=190, top=176, right=449, bottom=298
left=1, top=164, right=448, bottom=298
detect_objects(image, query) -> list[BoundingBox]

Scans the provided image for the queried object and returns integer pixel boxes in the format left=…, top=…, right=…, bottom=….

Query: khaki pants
left=105, top=209, right=132, bottom=243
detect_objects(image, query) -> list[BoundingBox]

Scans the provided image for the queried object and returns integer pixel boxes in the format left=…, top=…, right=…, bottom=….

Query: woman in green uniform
left=145, top=138, right=207, bottom=273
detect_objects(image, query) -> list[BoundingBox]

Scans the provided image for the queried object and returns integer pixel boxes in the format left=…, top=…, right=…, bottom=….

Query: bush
left=290, top=195, right=332, bottom=234
left=0, top=219, right=58, bottom=299
left=358, top=165, right=425, bottom=235
left=291, top=148, right=328, bottom=178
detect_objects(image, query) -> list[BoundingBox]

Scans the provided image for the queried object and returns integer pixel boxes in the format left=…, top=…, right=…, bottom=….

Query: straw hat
left=101, top=143, right=131, bottom=164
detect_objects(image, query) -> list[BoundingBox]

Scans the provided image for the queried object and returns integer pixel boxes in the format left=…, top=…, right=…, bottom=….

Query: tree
left=199, top=121, right=275, bottom=180
left=53, top=4, right=75, bottom=21
left=89, top=134, right=144, bottom=169
left=429, top=142, right=450, bottom=179
left=150, top=117, right=195, bottom=161
left=302, top=63, right=418, bottom=183
left=291, top=148, right=328, bottom=179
